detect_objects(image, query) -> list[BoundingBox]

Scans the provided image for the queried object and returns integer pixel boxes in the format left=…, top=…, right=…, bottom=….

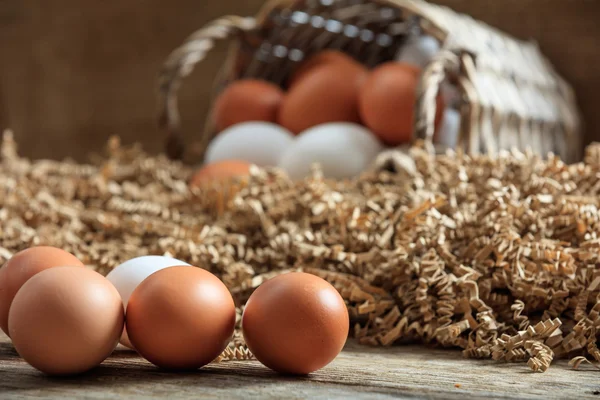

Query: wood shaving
left=3, top=130, right=600, bottom=372
left=568, top=356, right=600, bottom=371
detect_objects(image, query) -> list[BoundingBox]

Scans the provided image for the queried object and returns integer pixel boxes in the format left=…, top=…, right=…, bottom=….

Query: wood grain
left=1, top=332, right=599, bottom=399
left=0, top=79, right=7, bottom=132
left=0, top=0, right=599, bottom=161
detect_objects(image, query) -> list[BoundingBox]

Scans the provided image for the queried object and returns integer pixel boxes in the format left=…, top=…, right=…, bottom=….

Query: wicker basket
left=158, top=0, right=582, bottom=164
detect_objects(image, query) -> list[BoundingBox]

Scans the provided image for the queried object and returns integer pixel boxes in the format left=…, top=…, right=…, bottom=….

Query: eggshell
left=395, top=35, right=440, bottom=68
left=278, top=61, right=368, bottom=134
left=126, top=266, right=236, bottom=370
left=189, top=160, right=251, bottom=188
left=435, top=108, right=461, bottom=148
left=242, top=272, right=349, bottom=375
left=205, top=122, right=294, bottom=166
left=8, top=266, right=124, bottom=376
left=212, top=79, right=284, bottom=131
left=278, top=122, right=383, bottom=180
left=358, top=62, right=444, bottom=145
left=0, top=246, right=84, bottom=336
left=106, top=255, right=191, bottom=349
left=288, top=50, right=363, bottom=88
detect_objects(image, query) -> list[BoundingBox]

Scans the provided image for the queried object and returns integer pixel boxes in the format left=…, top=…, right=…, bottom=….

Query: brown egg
left=212, top=79, right=284, bottom=132
left=278, top=61, right=368, bottom=134
left=359, top=62, right=444, bottom=145
left=8, top=266, right=124, bottom=375
left=288, top=50, right=362, bottom=88
left=126, top=266, right=236, bottom=370
left=189, top=160, right=251, bottom=188
left=242, top=272, right=349, bottom=375
left=0, top=246, right=84, bottom=336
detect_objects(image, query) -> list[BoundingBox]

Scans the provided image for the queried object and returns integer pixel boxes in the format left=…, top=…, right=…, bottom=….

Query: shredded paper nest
left=3, top=131, right=600, bottom=372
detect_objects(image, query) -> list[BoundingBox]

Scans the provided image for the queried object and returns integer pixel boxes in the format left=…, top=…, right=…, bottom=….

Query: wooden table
left=1, top=332, right=598, bottom=399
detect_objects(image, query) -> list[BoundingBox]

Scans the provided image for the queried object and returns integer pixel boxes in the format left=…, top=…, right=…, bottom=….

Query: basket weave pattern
left=159, top=0, right=581, bottom=163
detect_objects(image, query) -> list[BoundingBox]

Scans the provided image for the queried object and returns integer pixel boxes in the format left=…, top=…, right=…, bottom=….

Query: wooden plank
left=1, top=332, right=599, bottom=399
left=0, top=81, right=7, bottom=132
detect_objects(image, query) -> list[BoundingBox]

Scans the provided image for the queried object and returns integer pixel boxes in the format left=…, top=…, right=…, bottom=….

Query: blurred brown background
left=0, top=0, right=599, bottom=161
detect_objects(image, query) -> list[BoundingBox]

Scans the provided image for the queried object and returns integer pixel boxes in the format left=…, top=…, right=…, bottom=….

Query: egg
left=189, top=160, right=251, bottom=188
left=278, top=123, right=383, bottom=180
left=106, top=255, right=191, bottom=349
left=8, top=266, right=124, bottom=375
left=212, top=79, right=284, bottom=132
left=278, top=61, right=368, bottom=134
left=288, top=50, right=363, bottom=88
left=126, top=266, right=236, bottom=370
left=358, top=62, right=444, bottom=145
left=395, top=35, right=440, bottom=68
left=0, top=246, right=84, bottom=336
left=242, top=272, right=349, bottom=375
left=205, top=122, right=294, bottom=166
left=435, top=108, right=461, bottom=148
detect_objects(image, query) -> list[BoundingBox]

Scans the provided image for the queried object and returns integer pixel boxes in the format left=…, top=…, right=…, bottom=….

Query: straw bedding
left=2, top=130, right=600, bottom=372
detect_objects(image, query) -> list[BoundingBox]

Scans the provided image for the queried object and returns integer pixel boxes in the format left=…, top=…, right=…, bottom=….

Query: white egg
left=436, top=108, right=461, bottom=149
left=205, top=122, right=294, bottom=166
left=396, top=35, right=440, bottom=69
left=106, top=255, right=191, bottom=349
left=278, top=123, right=384, bottom=180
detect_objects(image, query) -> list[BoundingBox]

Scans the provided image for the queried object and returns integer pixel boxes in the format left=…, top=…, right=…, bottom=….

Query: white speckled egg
left=396, top=35, right=440, bottom=69
left=278, top=123, right=383, bottom=180
left=106, top=255, right=190, bottom=349
left=206, top=122, right=294, bottom=166
left=436, top=108, right=461, bottom=149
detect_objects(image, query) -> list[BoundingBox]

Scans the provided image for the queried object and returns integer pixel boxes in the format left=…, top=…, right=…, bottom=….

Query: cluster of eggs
left=0, top=246, right=349, bottom=376
left=194, top=35, right=460, bottom=184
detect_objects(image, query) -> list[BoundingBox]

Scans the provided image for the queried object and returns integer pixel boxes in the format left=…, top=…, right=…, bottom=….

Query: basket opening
left=207, top=0, right=463, bottom=149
